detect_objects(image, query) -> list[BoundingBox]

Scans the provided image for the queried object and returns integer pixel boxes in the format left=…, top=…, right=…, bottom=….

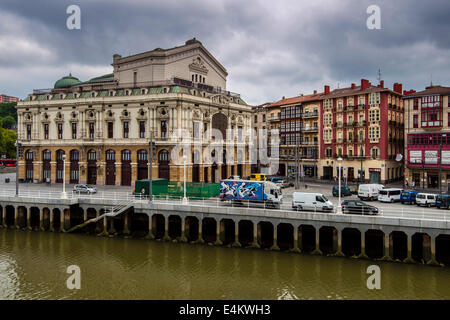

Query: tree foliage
left=0, top=128, right=17, bottom=158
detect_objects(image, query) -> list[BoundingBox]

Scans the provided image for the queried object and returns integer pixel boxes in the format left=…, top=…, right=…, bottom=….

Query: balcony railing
left=303, top=126, right=318, bottom=132
left=268, top=117, right=280, bottom=122
left=302, top=111, right=318, bottom=118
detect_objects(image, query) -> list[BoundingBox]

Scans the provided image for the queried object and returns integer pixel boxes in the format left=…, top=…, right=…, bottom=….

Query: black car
left=341, top=200, right=379, bottom=215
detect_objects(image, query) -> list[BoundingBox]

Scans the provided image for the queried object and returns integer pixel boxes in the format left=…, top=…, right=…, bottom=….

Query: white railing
left=0, top=189, right=449, bottom=223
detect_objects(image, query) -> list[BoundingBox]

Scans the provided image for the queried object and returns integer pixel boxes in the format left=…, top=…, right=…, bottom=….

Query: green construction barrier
left=134, top=179, right=220, bottom=199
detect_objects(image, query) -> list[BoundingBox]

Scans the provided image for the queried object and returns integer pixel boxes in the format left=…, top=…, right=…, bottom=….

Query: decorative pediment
left=70, top=111, right=78, bottom=122
left=211, top=94, right=230, bottom=106
left=41, top=112, right=50, bottom=123
left=54, top=112, right=64, bottom=123
left=136, top=108, right=148, bottom=120
left=86, top=110, right=96, bottom=120
left=105, top=110, right=115, bottom=121
left=120, top=109, right=131, bottom=121
left=193, top=108, right=202, bottom=120
left=157, top=107, right=169, bottom=119
left=189, top=57, right=208, bottom=75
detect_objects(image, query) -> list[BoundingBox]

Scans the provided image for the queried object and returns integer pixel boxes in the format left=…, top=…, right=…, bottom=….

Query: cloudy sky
left=1, top=0, right=449, bottom=105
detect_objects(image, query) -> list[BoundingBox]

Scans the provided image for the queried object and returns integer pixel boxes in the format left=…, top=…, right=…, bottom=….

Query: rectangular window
left=193, top=121, right=200, bottom=139
left=262, top=114, right=266, bottom=122
left=58, top=123, right=63, bottom=139
left=71, top=123, right=77, bottom=139
left=413, top=99, right=419, bottom=110
left=413, top=115, right=418, bottom=128
left=27, top=124, right=31, bottom=140
left=139, top=121, right=146, bottom=138
left=161, top=120, right=167, bottom=138
left=89, top=122, right=95, bottom=139
left=238, top=126, right=243, bottom=141
left=123, top=121, right=129, bottom=138
left=44, top=124, right=49, bottom=140
left=254, top=115, right=257, bottom=123
left=108, top=122, right=113, bottom=139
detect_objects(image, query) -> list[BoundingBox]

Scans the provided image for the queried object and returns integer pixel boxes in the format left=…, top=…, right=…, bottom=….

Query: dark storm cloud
left=1, top=0, right=449, bottom=104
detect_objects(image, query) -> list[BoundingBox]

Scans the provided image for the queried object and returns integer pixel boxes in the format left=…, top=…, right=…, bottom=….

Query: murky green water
left=0, top=229, right=449, bottom=300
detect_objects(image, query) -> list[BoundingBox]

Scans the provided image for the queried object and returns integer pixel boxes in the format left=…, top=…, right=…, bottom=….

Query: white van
left=416, top=193, right=437, bottom=207
left=378, top=188, right=402, bottom=202
left=358, top=184, right=384, bottom=201
left=292, top=192, right=333, bottom=212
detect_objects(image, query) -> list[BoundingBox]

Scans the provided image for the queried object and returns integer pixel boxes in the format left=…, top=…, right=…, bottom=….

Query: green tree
left=0, top=102, right=17, bottom=120
left=1, top=115, right=16, bottom=129
left=0, top=128, right=17, bottom=158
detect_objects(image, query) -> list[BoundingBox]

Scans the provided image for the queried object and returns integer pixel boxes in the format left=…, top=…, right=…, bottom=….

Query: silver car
left=73, top=184, right=97, bottom=194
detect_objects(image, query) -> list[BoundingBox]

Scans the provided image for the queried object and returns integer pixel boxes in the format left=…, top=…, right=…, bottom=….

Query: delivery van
left=292, top=192, right=334, bottom=212
left=416, top=193, right=437, bottom=207
left=358, top=184, right=384, bottom=201
left=378, top=188, right=403, bottom=203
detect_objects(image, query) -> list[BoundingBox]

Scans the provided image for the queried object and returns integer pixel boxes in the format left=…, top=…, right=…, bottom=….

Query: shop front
left=369, top=168, right=381, bottom=184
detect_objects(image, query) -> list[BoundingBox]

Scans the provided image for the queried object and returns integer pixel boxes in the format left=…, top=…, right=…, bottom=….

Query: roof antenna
left=430, top=74, right=433, bottom=87
left=337, top=82, right=340, bottom=89
left=377, top=68, right=381, bottom=82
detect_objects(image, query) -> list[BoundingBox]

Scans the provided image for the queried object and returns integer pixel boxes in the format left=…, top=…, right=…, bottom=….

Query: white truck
left=358, top=184, right=384, bottom=201
left=292, top=192, right=334, bottom=212
left=220, top=179, right=283, bottom=208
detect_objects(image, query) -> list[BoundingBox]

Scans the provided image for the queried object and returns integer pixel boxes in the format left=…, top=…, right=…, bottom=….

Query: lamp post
left=440, top=134, right=446, bottom=194
left=61, top=154, right=67, bottom=199
left=148, top=131, right=153, bottom=202
left=337, top=157, right=343, bottom=214
left=15, top=141, right=22, bottom=197
left=182, top=154, right=188, bottom=204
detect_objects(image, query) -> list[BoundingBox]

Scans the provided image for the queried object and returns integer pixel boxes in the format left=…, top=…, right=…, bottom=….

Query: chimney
left=313, top=90, right=317, bottom=95
left=379, top=80, right=384, bottom=88
left=324, top=85, right=330, bottom=95
left=282, top=96, right=285, bottom=100
left=393, top=83, right=403, bottom=94
left=360, top=79, right=369, bottom=91
left=351, top=83, right=355, bottom=89
left=403, top=89, right=416, bottom=96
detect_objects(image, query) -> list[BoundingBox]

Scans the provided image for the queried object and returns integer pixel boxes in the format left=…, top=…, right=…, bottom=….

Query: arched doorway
left=158, top=149, right=170, bottom=180
left=105, top=150, right=116, bottom=185
left=42, top=150, right=51, bottom=182
left=192, top=150, right=200, bottom=182
left=87, top=149, right=97, bottom=185
left=70, top=150, right=80, bottom=184
left=56, top=150, right=65, bottom=183
left=137, top=149, right=148, bottom=180
left=211, top=112, right=228, bottom=141
left=121, top=150, right=132, bottom=186
left=25, top=150, right=34, bottom=182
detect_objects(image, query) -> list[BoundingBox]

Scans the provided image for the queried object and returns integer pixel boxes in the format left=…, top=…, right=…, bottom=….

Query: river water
left=0, top=229, right=449, bottom=300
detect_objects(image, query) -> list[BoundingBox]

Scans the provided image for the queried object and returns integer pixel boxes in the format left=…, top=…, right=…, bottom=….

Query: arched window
left=70, top=150, right=79, bottom=161
left=43, top=150, right=51, bottom=160
left=56, top=149, right=65, bottom=161
left=88, top=149, right=97, bottom=161
left=137, top=149, right=148, bottom=161
left=121, top=150, right=132, bottom=161
left=106, top=150, right=115, bottom=161
left=159, top=149, right=169, bottom=162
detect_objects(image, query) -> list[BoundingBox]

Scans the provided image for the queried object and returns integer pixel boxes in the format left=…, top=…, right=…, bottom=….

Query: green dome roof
left=54, top=74, right=81, bottom=89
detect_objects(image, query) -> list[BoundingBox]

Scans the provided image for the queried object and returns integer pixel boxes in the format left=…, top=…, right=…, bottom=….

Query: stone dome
left=54, top=74, right=81, bottom=89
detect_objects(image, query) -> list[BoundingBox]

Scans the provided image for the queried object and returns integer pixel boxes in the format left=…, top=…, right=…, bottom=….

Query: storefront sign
left=442, top=150, right=450, bottom=165
left=424, top=150, right=438, bottom=164
left=369, top=168, right=381, bottom=172
left=409, top=150, right=422, bottom=164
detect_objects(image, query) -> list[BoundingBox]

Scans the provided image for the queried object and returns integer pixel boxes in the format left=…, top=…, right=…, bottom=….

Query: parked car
left=341, top=200, right=379, bottom=215
left=332, top=185, right=353, bottom=197
left=292, top=192, right=333, bottom=212
left=267, top=176, right=289, bottom=188
left=416, top=193, right=437, bottom=207
left=436, top=194, right=450, bottom=209
left=400, top=190, right=418, bottom=204
left=73, top=184, right=97, bottom=194
left=358, top=184, right=384, bottom=201
left=378, top=188, right=403, bottom=203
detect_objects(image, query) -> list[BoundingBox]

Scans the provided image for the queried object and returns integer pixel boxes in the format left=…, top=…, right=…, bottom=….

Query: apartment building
left=318, top=79, right=404, bottom=184
left=403, top=85, right=450, bottom=191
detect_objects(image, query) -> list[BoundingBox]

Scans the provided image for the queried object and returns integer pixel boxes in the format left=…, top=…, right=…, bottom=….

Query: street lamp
left=337, top=157, right=343, bottom=214
left=182, top=154, right=188, bottom=204
left=15, top=141, right=22, bottom=197
left=148, top=131, right=154, bottom=202
left=61, top=154, right=67, bottom=199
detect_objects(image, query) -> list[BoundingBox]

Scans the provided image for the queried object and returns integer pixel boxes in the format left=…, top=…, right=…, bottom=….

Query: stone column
left=214, top=220, right=223, bottom=245
left=270, top=224, right=280, bottom=250
left=232, top=220, right=241, bottom=247
left=428, top=234, right=439, bottom=265
left=251, top=222, right=260, bottom=248
left=335, top=228, right=345, bottom=256
left=99, top=215, right=108, bottom=236
left=39, top=209, right=44, bottom=231
left=163, top=215, right=171, bottom=241
left=312, top=227, right=322, bottom=255
left=359, top=229, right=368, bottom=258
left=291, top=225, right=301, bottom=253
left=179, top=217, right=188, bottom=242
left=382, top=232, right=392, bottom=261
left=123, top=213, right=130, bottom=236
left=195, top=219, right=204, bottom=243
left=298, top=226, right=303, bottom=251
left=14, top=206, right=19, bottom=229
left=60, top=208, right=67, bottom=232
left=26, top=207, right=31, bottom=230
left=1, top=206, right=6, bottom=228
left=145, top=214, right=154, bottom=240
left=49, top=211, right=54, bottom=232
left=405, top=232, right=414, bottom=263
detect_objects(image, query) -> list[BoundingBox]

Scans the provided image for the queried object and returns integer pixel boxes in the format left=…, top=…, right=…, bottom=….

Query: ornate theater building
left=16, top=39, right=252, bottom=186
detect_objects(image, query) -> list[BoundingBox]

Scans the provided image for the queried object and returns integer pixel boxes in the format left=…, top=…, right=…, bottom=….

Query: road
left=0, top=177, right=448, bottom=222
